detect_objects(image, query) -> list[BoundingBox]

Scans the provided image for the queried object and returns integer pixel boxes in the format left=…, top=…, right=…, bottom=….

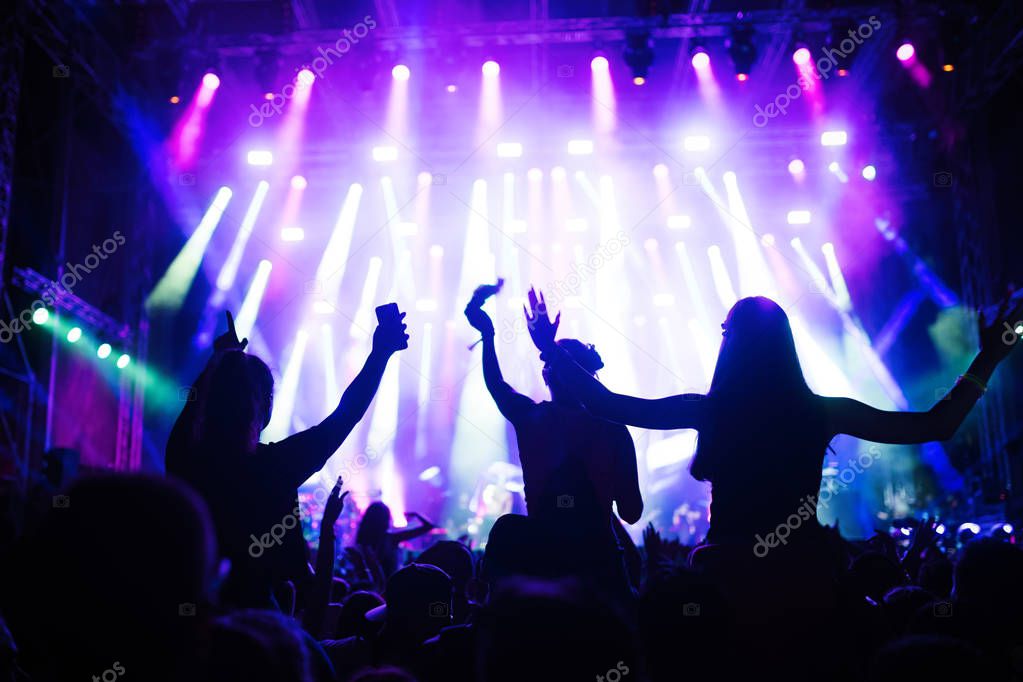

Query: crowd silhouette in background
left=1, top=284, right=1022, bottom=682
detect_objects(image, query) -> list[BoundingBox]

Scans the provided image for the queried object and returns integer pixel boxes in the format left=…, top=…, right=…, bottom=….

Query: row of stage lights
left=29, top=309, right=132, bottom=369
left=243, top=129, right=855, bottom=167
left=169, top=39, right=952, bottom=107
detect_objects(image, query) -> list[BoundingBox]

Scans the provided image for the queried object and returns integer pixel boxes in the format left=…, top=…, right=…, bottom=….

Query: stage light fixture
left=291, top=175, right=307, bottom=190
left=246, top=150, right=273, bottom=166
left=787, top=210, right=811, bottom=225
left=691, top=48, right=710, bottom=70
left=97, top=343, right=112, bottom=359
left=297, top=68, right=315, bottom=86
left=446, top=84, right=458, bottom=92
left=591, top=56, right=609, bottom=71
left=116, top=354, right=131, bottom=369
left=66, top=327, right=82, bottom=343
left=497, top=142, right=523, bottom=158
left=201, top=72, right=220, bottom=90
left=862, top=165, right=877, bottom=181
left=684, top=135, right=711, bottom=151
left=527, top=167, right=543, bottom=182
left=727, top=28, right=757, bottom=80
left=624, top=31, right=654, bottom=82
left=820, top=130, right=848, bottom=146
left=896, top=43, right=915, bottom=62
left=652, top=163, right=669, bottom=178
left=482, top=60, right=500, bottom=77
left=392, top=64, right=410, bottom=81
left=169, top=96, right=180, bottom=104
left=372, top=146, right=398, bottom=162
left=567, top=139, right=593, bottom=155
left=32, top=308, right=49, bottom=325
left=792, top=47, right=812, bottom=65
left=788, top=158, right=805, bottom=175
left=281, top=227, right=305, bottom=242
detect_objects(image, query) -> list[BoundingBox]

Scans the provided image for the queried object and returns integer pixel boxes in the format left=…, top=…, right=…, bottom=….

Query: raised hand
left=980, top=287, right=1023, bottom=361
left=321, top=476, right=349, bottom=529
left=213, top=311, right=248, bottom=352
left=372, top=310, right=410, bottom=355
left=523, top=287, right=560, bottom=352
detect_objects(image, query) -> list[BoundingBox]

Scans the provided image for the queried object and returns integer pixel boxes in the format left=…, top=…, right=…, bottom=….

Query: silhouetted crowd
left=1, top=288, right=1021, bottom=681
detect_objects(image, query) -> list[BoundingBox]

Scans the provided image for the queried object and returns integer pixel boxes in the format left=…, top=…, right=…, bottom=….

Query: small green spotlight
left=32, top=308, right=49, bottom=325
left=97, top=343, right=112, bottom=359
left=66, top=327, right=82, bottom=343
left=116, top=353, right=131, bottom=369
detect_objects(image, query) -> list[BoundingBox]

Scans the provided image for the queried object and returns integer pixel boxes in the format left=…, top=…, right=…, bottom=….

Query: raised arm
left=525, top=288, right=706, bottom=430
left=826, top=294, right=1022, bottom=444
left=304, top=477, right=347, bottom=638
left=465, top=290, right=534, bottom=424
left=388, top=511, right=436, bottom=544
left=275, top=312, right=409, bottom=487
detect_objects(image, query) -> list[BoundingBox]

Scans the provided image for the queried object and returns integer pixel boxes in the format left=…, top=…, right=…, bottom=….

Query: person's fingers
left=553, top=311, right=561, bottom=332
left=399, top=311, right=407, bottom=321
left=226, top=311, right=237, bottom=335
left=240, top=338, right=249, bottom=350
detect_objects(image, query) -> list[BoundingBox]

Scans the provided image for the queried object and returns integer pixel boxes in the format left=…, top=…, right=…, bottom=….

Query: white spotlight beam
left=146, top=186, right=232, bottom=311
left=233, top=259, right=273, bottom=339
left=217, top=181, right=271, bottom=291
left=264, top=329, right=310, bottom=442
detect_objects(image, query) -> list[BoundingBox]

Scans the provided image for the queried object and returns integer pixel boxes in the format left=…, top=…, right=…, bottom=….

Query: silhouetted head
left=953, top=537, right=1023, bottom=614
left=543, top=338, right=603, bottom=404
left=691, top=297, right=814, bottom=481
left=206, top=609, right=333, bottom=682
left=200, top=351, right=274, bottom=452
left=711, top=296, right=809, bottom=398
left=336, top=591, right=385, bottom=640
left=356, top=502, right=392, bottom=547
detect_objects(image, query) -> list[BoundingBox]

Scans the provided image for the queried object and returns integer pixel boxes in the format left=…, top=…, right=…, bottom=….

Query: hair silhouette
left=198, top=351, right=274, bottom=450
left=691, top=296, right=815, bottom=482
